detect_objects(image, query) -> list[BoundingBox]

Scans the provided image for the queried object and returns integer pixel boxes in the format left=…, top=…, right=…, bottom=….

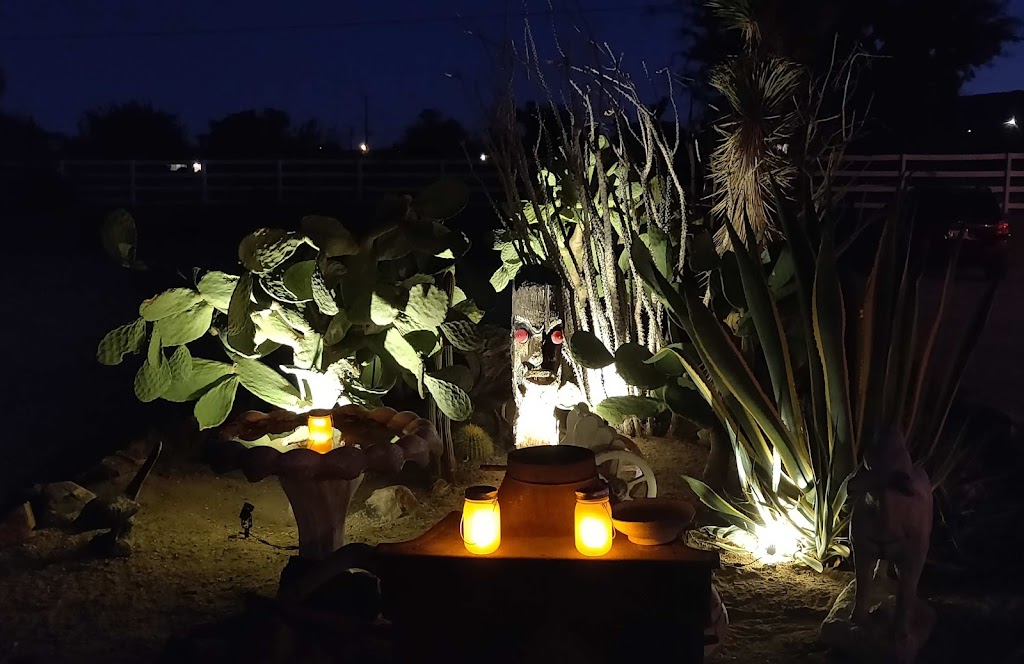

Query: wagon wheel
left=594, top=450, right=657, bottom=501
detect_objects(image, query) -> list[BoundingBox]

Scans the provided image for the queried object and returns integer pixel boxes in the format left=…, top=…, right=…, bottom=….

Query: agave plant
left=570, top=182, right=997, bottom=569
left=97, top=180, right=486, bottom=431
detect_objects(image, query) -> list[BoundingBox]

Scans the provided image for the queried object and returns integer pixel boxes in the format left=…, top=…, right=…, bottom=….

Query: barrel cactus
left=97, top=180, right=487, bottom=430
left=452, top=424, right=495, bottom=462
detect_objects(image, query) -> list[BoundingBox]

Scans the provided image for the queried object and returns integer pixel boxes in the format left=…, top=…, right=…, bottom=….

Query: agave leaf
left=772, top=178, right=827, bottom=443
left=646, top=346, right=687, bottom=376
left=723, top=218, right=800, bottom=433
left=913, top=279, right=997, bottom=457
left=681, top=475, right=758, bottom=530
left=628, top=233, right=693, bottom=335
left=855, top=201, right=902, bottom=448
left=680, top=278, right=809, bottom=485
left=811, top=224, right=853, bottom=482
left=905, top=236, right=963, bottom=444
left=880, top=223, right=918, bottom=429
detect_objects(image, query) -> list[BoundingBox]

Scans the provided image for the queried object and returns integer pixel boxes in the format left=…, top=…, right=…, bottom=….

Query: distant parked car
left=911, top=186, right=1011, bottom=278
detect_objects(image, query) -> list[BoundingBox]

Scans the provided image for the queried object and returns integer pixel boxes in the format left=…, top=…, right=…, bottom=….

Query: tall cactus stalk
left=485, top=28, right=691, bottom=413
left=429, top=271, right=457, bottom=480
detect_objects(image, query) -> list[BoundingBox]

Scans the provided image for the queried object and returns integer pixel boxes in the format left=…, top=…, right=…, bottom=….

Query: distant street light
left=359, top=142, right=369, bottom=154
left=1006, top=116, right=1018, bottom=129
left=479, top=153, right=489, bottom=163
left=192, top=162, right=202, bottom=173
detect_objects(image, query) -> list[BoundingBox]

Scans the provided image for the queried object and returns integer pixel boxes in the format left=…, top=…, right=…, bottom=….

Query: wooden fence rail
left=1, top=153, right=1022, bottom=213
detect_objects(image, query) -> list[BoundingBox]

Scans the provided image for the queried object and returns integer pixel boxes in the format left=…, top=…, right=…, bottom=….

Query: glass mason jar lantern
left=461, top=485, right=501, bottom=555
left=575, top=482, right=614, bottom=557
left=307, top=410, right=334, bottom=454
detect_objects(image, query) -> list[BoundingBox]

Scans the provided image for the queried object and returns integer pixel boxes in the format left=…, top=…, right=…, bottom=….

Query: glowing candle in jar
left=307, top=410, right=334, bottom=454
left=461, top=485, right=501, bottom=555
left=574, top=483, right=613, bottom=557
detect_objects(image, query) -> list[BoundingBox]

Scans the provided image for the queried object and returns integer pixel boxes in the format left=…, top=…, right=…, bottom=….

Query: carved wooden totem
left=510, top=266, right=568, bottom=447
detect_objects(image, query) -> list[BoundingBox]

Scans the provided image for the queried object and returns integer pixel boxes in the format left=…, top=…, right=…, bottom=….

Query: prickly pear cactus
left=98, top=181, right=487, bottom=430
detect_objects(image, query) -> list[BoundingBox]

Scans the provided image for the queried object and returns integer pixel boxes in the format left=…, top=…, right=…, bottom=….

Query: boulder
left=76, top=454, right=140, bottom=489
left=0, top=502, right=35, bottom=549
left=364, top=486, right=418, bottom=523
left=430, top=478, right=453, bottom=499
left=38, top=481, right=97, bottom=527
left=820, top=578, right=935, bottom=664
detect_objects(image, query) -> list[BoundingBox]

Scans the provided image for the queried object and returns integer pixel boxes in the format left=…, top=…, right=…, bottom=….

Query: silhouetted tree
left=202, top=108, right=292, bottom=158
left=200, top=110, right=342, bottom=157
left=395, top=108, right=474, bottom=157
left=74, top=102, right=191, bottom=158
left=293, top=118, right=344, bottom=156
left=676, top=0, right=1021, bottom=147
left=0, top=113, right=54, bottom=159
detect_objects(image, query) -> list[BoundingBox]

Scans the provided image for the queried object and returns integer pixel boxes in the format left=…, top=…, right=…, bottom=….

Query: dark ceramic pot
left=496, top=445, right=598, bottom=540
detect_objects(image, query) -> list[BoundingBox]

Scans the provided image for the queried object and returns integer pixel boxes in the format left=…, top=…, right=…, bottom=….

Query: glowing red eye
left=551, top=330, right=564, bottom=345
left=514, top=328, right=529, bottom=343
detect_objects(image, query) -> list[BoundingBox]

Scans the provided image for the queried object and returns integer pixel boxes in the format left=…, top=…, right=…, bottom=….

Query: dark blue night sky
left=1, top=0, right=1021, bottom=144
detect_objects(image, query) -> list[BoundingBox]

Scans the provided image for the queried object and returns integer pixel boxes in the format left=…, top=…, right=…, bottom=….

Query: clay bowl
left=612, top=498, right=696, bottom=546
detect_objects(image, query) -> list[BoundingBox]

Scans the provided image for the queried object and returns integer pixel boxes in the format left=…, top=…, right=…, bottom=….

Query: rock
left=364, top=486, right=418, bottom=522
left=38, top=481, right=97, bottom=527
left=0, top=502, right=35, bottom=549
left=76, top=454, right=139, bottom=489
left=430, top=478, right=452, bottom=498
left=820, top=578, right=935, bottom=664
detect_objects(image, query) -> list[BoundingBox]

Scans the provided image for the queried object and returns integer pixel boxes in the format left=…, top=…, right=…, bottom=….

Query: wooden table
left=376, top=511, right=719, bottom=664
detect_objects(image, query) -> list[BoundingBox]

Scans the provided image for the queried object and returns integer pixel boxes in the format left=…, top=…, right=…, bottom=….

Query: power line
left=0, top=5, right=666, bottom=42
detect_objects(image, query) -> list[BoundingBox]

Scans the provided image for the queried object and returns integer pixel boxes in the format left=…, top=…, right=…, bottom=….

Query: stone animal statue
left=74, top=438, right=162, bottom=557
left=848, top=428, right=932, bottom=639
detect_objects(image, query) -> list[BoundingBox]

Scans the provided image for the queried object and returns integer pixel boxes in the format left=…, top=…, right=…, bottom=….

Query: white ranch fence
left=1, top=153, right=1022, bottom=212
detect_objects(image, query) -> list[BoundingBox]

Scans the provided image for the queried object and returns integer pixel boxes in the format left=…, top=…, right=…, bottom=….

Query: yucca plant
left=570, top=182, right=997, bottom=569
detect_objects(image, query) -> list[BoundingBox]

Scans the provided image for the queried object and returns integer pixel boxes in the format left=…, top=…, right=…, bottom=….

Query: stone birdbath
left=208, top=404, right=442, bottom=560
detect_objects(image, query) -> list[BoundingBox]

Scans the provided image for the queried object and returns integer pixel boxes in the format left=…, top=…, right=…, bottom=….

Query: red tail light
left=995, top=221, right=1010, bottom=237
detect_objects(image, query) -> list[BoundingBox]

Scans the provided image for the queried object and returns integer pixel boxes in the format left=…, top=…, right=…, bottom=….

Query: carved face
left=511, top=274, right=564, bottom=398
